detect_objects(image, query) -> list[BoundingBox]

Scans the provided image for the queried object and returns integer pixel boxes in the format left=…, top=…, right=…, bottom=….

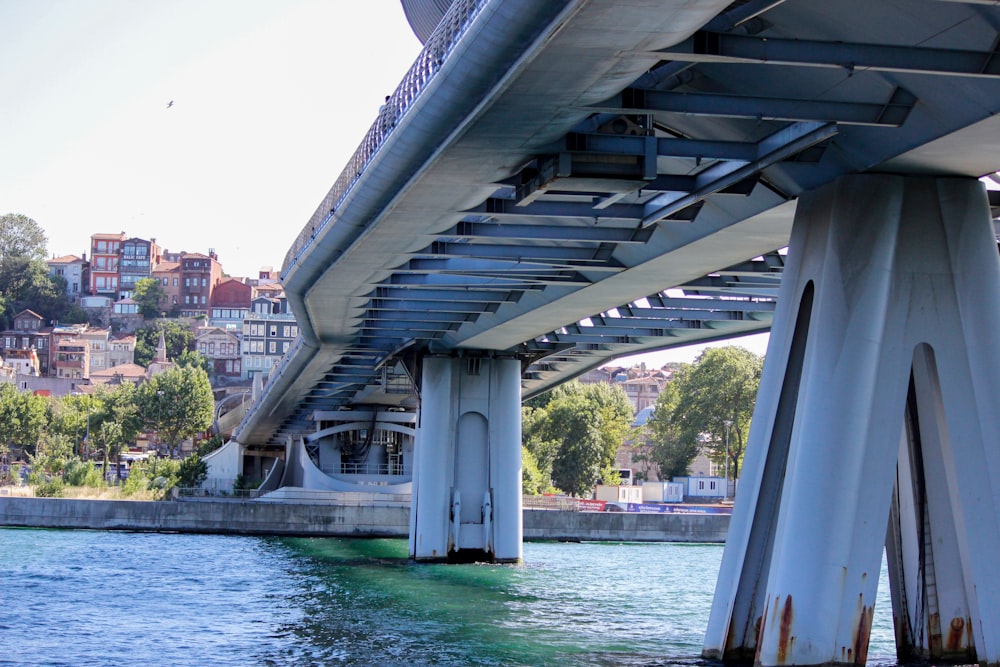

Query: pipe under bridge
left=230, top=2, right=1000, bottom=664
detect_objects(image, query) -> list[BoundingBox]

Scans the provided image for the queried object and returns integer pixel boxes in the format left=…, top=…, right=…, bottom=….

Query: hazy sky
left=2, top=0, right=422, bottom=278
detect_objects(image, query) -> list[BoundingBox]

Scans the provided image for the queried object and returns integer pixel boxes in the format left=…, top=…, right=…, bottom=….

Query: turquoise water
left=0, top=528, right=896, bottom=666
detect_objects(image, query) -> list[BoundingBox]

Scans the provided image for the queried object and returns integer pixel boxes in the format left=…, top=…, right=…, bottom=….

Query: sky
left=1, top=0, right=423, bottom=278
left=0, top=0, right=768, bottom=366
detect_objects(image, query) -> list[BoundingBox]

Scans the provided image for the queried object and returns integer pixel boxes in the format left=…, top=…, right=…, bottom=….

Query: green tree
left=64, top=457, right=105, bottom=487
left=521, top=405, right=560, bottom=491
left=0, top=256, right=75, bottom=326
left=30, top=432, right=74, bottom=477
left=0, top=213, right=47, bottom=262
left=525, top=381, right=633, bottom=497
left=46, top=393, right=102, bottom=456
left=133, top=277, right=166, bottom=319
left=139, top=366, right=214, bottom=450
left=0, top=383, right=49, bottom=459
left=672, top=346, right=763, bottom=483
left=645, top=372, right=700, bottom=479
left=177, top=453, right=208, bottom=488
left=88, top=384, right=142, bottom=482
left=133, top=320, right=194, bottom=367
left=177, top=349, right=212, bottom=378
left=521, top=446, right=549, bottom=495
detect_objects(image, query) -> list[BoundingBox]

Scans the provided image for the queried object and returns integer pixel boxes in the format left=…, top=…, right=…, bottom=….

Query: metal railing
left=522, top=495, right=588, bottom=511
left=281, top=0, right=488, bottom=276
left=322, top=463, right=411, bottom=477
left=175, top=487, right=262, bottom=501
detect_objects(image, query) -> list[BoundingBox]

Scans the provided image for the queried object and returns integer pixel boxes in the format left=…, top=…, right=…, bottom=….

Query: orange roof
left=153, top=261, right=180, bottom=272
left=48, top=255, right=85, bottom=264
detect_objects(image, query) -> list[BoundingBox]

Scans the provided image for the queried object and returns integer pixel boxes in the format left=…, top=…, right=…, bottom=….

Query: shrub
left=35, top=479, right=65, bottom=497
left=233, top=474, right=262, bottom=491
left=197, top=435, right=224, bottom=457
left=63, top=458, right=105, bottom=488
left=176, top=453, right=208, bottom=488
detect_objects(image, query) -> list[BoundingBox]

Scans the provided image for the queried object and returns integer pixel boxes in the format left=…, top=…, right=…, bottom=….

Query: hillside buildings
left=9, top=230, right=300, bottom=394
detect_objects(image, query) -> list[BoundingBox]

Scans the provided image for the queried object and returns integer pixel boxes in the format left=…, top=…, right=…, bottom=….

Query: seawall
left=0, top=497, right=729, bottom=543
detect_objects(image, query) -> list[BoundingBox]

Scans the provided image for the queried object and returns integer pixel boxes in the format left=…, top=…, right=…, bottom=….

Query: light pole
left=723, top=419, right=733, bottom=499
left=155, top=390, right=164, bottom=455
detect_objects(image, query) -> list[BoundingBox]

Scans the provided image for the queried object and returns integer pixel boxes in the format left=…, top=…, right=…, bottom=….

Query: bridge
left=217, top=1, right=1000, bottom=664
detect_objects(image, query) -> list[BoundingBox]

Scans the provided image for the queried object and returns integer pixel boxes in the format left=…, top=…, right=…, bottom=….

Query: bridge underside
left=229, top=0, right=1000, bottom=656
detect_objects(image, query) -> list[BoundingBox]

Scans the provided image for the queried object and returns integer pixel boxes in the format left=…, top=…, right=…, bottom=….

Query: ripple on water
left=0, top=530, right=899, bottom=667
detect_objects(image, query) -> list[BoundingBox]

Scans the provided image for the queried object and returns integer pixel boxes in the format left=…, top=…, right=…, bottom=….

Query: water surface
left=0, top=529, right=896, bottom=666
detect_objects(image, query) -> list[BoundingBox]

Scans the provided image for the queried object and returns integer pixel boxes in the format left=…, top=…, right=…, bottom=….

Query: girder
left=463, top=197, right=701, bottom=222
left=642, top=122, right=838, bottom=225
left=603, top=86, right=916, bottom=127
left=373, top=286, right=524, bottom=303
left=656, top=30, right=1000, bottom=78
left=447, top=220, right=655, bottom=244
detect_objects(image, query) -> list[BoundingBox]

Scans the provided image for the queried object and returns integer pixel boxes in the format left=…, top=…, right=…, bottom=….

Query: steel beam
left=656, top=30, right=1000, bottom=78
left=643, top=122, right=837, bottom=225
left=604, top=86, right=916, bottom=127
left=445, top=220, right=654, bottom=244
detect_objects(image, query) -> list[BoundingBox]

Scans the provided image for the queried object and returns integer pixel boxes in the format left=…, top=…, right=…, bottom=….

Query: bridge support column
left=704, top=175, right=1000, bottom=666
left=408, top=355, right=522, bottom=563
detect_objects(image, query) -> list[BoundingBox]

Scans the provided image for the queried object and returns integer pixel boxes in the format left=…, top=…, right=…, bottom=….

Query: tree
left=521, top=405, right=560, bottom=491
left=177, top=349, right=212, bottom=378
left=0, top=383, right=49, bottom=459
left=88, top=384, right=142, bottom=481
left=0, top=256, right=74, bottom=326
left=672, top=346, right=763, bottom=483
left=176, top=453, right=208, bottom=488
left=46, top=393, right=101, bottom=456
left=139, top=366, right=214, bottom=450
left=134, top=320, right=195, bottom=367
left=524, top=381, right=633, bottom=497
left=0, top=213, right=47, bottom=262
left=645, top=371, right=701, bottom=479
left=133, top=277, right=166, bottom=319
left=521, top=446, right=550, bottom=495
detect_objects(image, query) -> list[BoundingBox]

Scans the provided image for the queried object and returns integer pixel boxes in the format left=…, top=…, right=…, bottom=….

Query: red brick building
left=178, top=252, right=223, bottom=317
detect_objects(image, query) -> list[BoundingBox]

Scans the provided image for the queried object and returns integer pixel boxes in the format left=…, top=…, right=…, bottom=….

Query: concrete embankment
left=0, top=497, right=729, bottom=543
left=0, top=497, right=409, bottom=538
left=524, top=508, right=728, bottom=543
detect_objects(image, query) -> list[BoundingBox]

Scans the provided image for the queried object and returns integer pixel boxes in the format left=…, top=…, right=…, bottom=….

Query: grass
left=2, top=484, right=164, bottom=501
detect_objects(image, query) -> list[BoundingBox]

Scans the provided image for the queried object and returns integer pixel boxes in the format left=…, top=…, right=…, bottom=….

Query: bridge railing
left=281, top=0, right=489, bottom=277
left=322, top=463, right=412, bottom=477
left=522, top=495, right=591, bottom=512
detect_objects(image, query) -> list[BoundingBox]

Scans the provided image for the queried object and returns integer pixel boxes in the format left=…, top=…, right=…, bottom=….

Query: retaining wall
left=0, top=498, right=729, bottom=543
left=0, top=497, right=409, bottom=537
